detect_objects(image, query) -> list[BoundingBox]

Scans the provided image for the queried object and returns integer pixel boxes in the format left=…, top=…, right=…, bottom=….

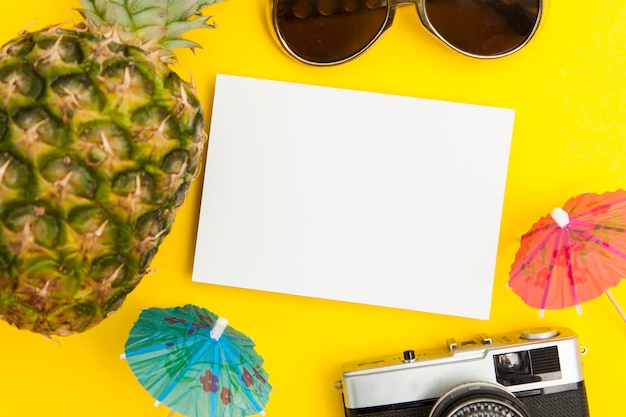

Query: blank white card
left=192, top=74, right=515, bottom=320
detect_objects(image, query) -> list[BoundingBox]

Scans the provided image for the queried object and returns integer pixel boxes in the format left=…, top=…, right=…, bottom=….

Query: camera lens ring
left=429, top=381, right=531, bottom=417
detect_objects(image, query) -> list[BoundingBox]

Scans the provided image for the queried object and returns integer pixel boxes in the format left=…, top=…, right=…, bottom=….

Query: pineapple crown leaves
left=77, top=0, right=222, bottom=54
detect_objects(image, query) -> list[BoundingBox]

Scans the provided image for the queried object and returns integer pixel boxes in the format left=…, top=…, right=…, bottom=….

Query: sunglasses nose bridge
left=396, top=0, right=421, bottom=6
left=394, top=0, right=436, bottom=36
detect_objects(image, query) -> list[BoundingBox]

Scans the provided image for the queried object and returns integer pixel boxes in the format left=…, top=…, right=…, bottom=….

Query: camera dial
left=429, top=382, right=530, bottom=417
left=520, top=327, right=559, bottom=340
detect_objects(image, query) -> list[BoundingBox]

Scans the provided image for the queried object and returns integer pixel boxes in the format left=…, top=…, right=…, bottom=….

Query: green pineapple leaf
left=78, top=0, right=223, bottom=52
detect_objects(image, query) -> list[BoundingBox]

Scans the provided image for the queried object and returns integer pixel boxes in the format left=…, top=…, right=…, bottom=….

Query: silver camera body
left=339, top=327, right=590, bottom=417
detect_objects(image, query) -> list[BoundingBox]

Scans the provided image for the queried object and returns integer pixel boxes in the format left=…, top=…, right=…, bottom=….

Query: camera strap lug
left=447, top=338, right=458, bottom=350
left=479, top=333, right=493, bottom=344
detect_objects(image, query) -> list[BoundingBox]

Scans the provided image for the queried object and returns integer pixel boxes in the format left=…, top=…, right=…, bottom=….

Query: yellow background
left=1, top=1, right=625, bottom=416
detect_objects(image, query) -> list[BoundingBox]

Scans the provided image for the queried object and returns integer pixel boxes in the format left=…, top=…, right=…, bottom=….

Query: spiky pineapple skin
left=0, top=24, right=205, bottom=335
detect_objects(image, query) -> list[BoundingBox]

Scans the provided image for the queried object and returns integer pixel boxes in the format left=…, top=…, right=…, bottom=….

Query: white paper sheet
left=192, top=74, right=515, bottom=320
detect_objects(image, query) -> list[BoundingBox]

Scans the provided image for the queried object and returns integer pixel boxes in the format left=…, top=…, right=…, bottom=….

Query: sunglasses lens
left=274, top=0, right=389, bottom=64
left=424, top=0, right=541, bottom=57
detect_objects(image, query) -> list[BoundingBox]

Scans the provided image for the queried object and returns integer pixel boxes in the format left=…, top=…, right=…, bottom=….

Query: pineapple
left=0, top=0, right=220, bottom=336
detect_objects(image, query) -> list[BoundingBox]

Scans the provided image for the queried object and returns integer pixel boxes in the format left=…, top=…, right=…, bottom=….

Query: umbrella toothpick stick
left=606, top=290, right=626, bottom=322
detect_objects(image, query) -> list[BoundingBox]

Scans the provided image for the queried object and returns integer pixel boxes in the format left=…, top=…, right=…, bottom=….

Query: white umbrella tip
left=210, top=317, right=229, bottom=340
left=551, top=207, right=570, bottom=228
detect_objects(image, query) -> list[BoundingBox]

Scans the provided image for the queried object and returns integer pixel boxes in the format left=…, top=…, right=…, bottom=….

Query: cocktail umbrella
left=509, top=190, right=626, bottom=321
left=121, top=305, right=271, bottom=417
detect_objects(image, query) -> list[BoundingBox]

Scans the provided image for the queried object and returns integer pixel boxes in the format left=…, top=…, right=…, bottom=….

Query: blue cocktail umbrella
left=121, top=305, right=271, bottom=417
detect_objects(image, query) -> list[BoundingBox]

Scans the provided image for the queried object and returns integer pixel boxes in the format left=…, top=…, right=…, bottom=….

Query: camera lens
left=429, top=382, right=530, bottom=417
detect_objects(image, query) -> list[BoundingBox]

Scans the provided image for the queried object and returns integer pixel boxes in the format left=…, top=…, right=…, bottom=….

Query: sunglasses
left=269, top=0, right=543, bottom=65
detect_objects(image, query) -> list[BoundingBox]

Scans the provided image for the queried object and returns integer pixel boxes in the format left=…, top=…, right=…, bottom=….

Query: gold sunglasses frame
left=269, top=0, right=544, bottom=65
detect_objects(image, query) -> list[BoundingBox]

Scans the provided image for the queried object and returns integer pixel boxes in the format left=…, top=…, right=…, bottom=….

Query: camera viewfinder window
left=494, top=346, right=562, bottom=386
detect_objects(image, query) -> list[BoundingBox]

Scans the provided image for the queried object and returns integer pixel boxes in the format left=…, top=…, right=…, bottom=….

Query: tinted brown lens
left=424, top=0, right=541, bottom=56
left=274, top=0, right=389, bottom=64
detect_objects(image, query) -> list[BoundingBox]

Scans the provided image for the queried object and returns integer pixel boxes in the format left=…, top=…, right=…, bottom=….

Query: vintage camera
left=338, top=327, right=590, bottom=417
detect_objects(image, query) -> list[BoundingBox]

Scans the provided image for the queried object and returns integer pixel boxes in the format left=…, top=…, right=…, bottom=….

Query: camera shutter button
left=403, top=350, right=416, bottom=362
